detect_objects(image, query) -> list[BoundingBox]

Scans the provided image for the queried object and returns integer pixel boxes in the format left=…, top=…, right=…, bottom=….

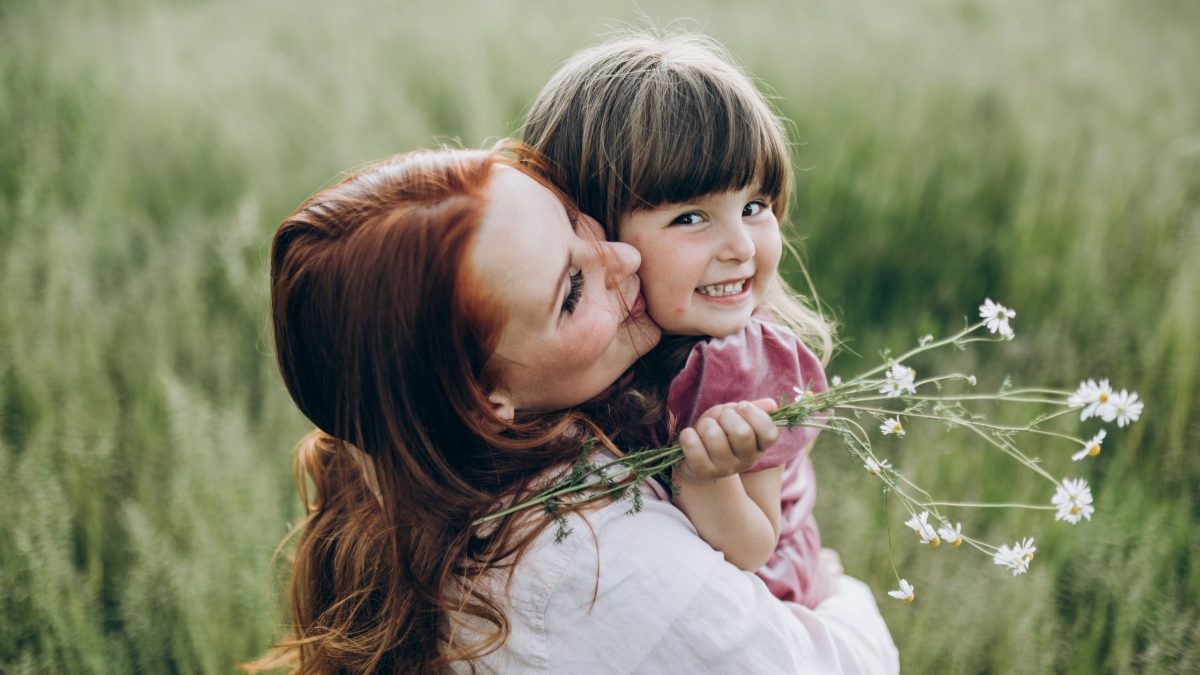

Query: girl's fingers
left=696, top=401, right=737, bottom=422
left=716, top=406, right=757, bottom=462
left=678, top=425, right=717, bottom=481
left=697, top=417, right=735, bottom=473
left=678, top=398, right=783, bottom=480
left=739, top=401, right=780, bottom=447
left=748, top=397, right=779, bottom=414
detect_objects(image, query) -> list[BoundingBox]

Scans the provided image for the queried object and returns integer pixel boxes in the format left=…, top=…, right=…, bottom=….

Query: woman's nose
left=602, top=241, right=641, bottom=289
left=719, top=223, right=756, bottom=263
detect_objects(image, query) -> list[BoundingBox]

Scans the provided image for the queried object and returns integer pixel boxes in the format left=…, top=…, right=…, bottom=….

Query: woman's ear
left=487, top=389, right=516, bottom=422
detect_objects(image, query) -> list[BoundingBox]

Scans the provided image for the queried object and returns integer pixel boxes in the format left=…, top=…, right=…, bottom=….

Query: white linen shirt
left=454, top=480, right=899, bottom=674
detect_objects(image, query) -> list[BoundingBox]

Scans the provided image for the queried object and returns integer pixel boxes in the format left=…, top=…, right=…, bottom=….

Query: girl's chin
left=667, top=307, right=755, bottom=338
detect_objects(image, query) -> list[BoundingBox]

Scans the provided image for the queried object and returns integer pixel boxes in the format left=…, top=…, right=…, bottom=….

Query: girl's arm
left=672, top=400, right=782, bottom=571
left=673, top=468, right=782, bottom=571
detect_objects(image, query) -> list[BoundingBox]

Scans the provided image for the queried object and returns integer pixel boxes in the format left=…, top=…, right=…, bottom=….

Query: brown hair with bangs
left=249, top=142, right=616, bottom=673
left=523, top=31, right=833, bottom=380
left=523, top=32, right=792, bottom=241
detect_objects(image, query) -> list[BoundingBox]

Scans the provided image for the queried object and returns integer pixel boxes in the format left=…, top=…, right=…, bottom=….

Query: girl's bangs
left=623, top=75, right=789, bottom=212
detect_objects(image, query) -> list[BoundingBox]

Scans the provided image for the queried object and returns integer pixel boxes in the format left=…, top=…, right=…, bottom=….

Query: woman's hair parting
left=523, top=30, right=833, bottom=362
left=251, top=144, right=608, bottom=673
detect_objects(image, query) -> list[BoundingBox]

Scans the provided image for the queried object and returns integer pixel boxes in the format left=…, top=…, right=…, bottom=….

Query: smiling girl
left=525, top=32, right=841, bottom=607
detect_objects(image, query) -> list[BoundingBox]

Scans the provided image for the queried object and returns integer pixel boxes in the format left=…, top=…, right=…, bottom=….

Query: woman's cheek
left=566, top=305, right=620, bottom=360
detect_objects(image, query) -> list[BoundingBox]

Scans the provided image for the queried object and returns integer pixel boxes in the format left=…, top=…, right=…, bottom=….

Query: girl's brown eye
left=671, top=212, right=704, bottom=226
left=743, top=201, right=768, bottom=217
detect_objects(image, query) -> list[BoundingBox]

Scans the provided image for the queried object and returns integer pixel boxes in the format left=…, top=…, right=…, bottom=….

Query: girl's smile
left=696, top=277, right=753, bottom=301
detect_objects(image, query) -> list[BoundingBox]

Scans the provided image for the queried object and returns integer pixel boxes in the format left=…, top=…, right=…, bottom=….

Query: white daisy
left=1052, top=478, right=1095, bottom=524
left=1100, top=389, right=1143, bottom=428
left=864, top=457, right=891, bottom=475
left=993, top=537, right=1036, bottom=576
left=879, top=363, right=917, bottom=398
left=1014, top=537, right=1037, bottom=568
left=1068, top=379, right=1114, bottom=421
left=830, top=375, right=843, bottom=387
left=937, top=522, right=964, bottom=547
left=904, top=511, right=941, bottom=547
left=1072, top=430, right=1107, bottom=461
left=888, top=579, right=915, bottom=603
left=880, top=417, right=905, bottom=437
left=979, top=299, right=1016, bottom=340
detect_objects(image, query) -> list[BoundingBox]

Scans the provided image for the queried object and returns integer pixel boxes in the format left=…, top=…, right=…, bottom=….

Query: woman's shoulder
left=477, top=487, right=721, bottom=672
left=496, top=487, right=898, bottom=673
left=511, top=485, right=716, bottom=608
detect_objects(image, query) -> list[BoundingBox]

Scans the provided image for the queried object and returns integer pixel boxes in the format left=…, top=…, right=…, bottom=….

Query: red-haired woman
left=255, top=144, right=898, bottom=673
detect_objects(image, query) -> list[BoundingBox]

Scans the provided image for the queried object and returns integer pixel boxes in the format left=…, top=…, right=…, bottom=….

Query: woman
left=259, top=143, right=898, bottom=673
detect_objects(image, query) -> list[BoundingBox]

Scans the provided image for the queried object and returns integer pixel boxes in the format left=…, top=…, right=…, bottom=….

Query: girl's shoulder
left=669, top=318, right=827, bottom=418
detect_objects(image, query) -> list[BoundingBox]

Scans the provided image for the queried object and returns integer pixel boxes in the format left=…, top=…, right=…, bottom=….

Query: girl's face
left=618, top=186, right=782, bottom=338
left=473, top=167, right=661, bottom=417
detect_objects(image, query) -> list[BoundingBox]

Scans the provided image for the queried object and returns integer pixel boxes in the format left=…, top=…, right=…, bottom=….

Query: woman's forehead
left=471, top=167, right=573, bottom=322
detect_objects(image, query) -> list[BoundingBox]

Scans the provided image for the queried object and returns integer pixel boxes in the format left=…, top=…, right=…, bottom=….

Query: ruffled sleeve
left=667, top=318, right=828, bottom=472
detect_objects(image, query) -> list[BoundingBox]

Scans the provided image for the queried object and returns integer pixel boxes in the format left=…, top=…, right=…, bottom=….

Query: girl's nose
left=602, top=241, right=641, bottom=289
left=719, top=222, right=756, bottom=263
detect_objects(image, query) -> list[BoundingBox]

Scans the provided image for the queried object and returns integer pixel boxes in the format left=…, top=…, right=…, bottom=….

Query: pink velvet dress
left=664, top=318, right=835, bottom=608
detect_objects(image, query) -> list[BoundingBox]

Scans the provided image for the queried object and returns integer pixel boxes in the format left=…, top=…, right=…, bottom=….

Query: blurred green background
left=2, top=0, right=1197, bottom=672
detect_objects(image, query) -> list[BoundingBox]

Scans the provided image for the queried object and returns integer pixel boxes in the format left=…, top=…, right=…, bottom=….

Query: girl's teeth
left=697, top=280, right=746, bottom=297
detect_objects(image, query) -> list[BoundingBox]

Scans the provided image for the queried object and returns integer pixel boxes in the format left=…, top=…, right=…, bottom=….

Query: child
left=523, top=32, right=839, bottom=607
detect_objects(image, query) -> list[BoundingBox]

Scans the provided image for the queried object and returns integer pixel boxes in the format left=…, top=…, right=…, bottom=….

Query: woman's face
left=472, top=167, right=661, bottom=417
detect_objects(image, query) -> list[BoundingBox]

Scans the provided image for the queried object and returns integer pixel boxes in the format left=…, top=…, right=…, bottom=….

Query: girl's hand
left=674, top=399, right=780, bottom=484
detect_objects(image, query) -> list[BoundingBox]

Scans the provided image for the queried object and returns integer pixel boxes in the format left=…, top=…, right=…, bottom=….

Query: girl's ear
left=486, top=389, right=516, bottom=422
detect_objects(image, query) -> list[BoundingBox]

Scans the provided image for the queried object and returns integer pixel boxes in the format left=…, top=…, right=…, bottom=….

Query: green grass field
left=2, top=0, right=1197, bottom=672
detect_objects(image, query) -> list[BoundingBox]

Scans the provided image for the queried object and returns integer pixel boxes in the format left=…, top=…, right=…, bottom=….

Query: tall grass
left=1, top=0, right=1196, bottom=672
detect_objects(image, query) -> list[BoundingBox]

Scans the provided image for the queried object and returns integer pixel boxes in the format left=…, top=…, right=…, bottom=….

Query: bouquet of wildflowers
left=478, top=300, right=1144, bottom=603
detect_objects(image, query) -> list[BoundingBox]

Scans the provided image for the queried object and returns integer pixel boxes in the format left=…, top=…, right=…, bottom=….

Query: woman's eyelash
left=562, top=269, right=584, bottom=315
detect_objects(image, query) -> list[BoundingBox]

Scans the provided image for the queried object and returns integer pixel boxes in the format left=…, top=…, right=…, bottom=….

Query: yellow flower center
left=904, top=594, right=915, bottom=603
left=1071, top=505, right=1080, bottom=515
left=949, top=537, right=962, bottom=548
left=1088, top=444, right=1101, bottom=457
left=1099, top=392, right=1109, bottom=403
left=928, top=536, right=941, bottom=548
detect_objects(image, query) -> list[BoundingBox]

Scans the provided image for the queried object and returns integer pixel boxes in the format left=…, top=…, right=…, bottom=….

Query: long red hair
left=255, top=144, right=611, bottom=673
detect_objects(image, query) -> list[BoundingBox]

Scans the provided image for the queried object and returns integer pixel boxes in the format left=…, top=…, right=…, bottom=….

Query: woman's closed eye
left=562, top=269, right=584, bottom=315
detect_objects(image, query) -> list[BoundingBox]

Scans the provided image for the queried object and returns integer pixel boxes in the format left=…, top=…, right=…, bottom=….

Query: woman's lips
left=623, top=291, right=647, bottom=323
